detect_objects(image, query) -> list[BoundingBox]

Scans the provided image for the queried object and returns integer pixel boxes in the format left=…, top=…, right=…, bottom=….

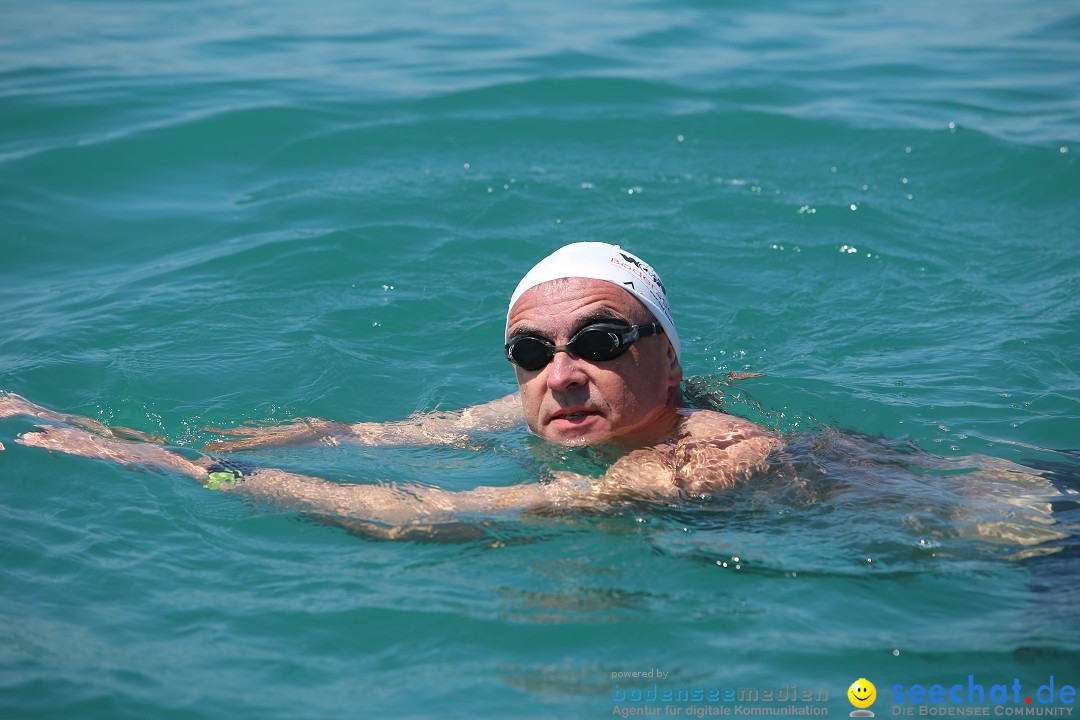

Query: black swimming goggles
left=505, top=321, right=665, bottom=371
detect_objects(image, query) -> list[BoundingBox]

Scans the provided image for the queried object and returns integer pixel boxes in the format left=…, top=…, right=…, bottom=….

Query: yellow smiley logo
left=848, top=678, right=877, bottom=710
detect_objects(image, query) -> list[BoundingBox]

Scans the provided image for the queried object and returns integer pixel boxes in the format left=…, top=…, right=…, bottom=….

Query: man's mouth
left=550, top=408, right=599, bottom=424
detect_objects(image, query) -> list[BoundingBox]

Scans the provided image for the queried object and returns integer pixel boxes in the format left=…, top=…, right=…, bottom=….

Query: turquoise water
left=1, top=0, right=1079, bottom=717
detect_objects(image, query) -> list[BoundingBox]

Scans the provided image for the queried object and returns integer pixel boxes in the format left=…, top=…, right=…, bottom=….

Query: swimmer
left=1, top=243, right=779, bottom=536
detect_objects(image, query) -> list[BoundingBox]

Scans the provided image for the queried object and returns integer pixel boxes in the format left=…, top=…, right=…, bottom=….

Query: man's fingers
left=0, top=393, right=32, bottom=419
left=203, top=428, right=311, bottom=451
left=202, top=426, right=255, bottom=436
left=202, top=422, right=301, bottom=436
left=203, top=437, right=262, bottom=451
left=110, top=426, right=166, bottom=443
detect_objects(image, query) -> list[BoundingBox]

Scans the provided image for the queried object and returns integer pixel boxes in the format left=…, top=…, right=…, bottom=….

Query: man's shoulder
left=664, top=409, right=780, bottom=494
left=597, top=409, right=779, bottom=498
left=676, top=408, right=776, bottom=442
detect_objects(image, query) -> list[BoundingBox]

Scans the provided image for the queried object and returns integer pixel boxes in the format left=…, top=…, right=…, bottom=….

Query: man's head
left=505, top=243, right=682, bottom=447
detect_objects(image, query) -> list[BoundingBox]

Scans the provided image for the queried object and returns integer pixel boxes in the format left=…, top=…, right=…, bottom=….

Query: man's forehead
left=507, top=277, right=647, bottom=329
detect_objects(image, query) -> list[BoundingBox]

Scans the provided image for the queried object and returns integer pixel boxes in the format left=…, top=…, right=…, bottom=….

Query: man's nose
left=545, top=349, right=588, bottom=391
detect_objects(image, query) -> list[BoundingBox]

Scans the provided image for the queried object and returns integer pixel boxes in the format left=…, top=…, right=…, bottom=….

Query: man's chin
left=541, top=415, right=612, bottom=446
left=541, top=409, right=679, bottom=449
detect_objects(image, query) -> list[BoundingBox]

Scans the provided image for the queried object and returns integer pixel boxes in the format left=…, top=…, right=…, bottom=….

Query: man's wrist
left=204, top=457, right=258, bottom=489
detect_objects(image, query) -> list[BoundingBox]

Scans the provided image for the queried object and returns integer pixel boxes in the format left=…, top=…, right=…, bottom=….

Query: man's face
left=506, top=277, right=682, bottom=447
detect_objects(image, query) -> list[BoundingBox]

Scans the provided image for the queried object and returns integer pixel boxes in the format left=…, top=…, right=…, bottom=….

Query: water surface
left=1, top=0, right=1078, bottom=717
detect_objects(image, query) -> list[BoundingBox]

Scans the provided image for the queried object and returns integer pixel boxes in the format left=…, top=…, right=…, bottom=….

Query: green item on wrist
left=204, top=459, right=255, bottom=489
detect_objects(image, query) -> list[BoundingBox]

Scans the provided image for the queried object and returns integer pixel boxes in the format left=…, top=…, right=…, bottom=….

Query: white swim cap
left=506, top=242, right=681, bottom=361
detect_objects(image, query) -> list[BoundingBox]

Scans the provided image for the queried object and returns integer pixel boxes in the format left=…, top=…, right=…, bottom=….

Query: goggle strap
left=622, top=322, right=663, bottom=344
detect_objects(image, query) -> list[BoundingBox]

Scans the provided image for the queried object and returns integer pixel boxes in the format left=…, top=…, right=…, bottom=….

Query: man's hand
left=0, top=391, right=39, bottom=448
left=203, top=419, right=343, bottom=451
left=203, top=417, right=477, bottom=451
left=0, top=391, right=50, bottom=420
left=202, top=394, right=524, bottom=452
left=0, top=390, right=165, bottom=446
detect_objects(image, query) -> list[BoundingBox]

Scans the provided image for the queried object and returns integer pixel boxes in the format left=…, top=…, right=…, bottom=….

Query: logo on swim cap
left=619, top=251, right=666, bottom=295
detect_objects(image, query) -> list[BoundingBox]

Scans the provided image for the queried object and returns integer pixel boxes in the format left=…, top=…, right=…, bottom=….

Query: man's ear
left=663, top=340, right=683, bottom=406
left=666, top=340, right=683, bottom=386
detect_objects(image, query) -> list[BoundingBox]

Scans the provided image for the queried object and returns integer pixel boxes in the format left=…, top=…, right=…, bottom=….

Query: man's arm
left=2, top=389, right=524, bottom=453
left=202, top=393, right=524, bottom=451
left=11, top=423, right=650, bottom=541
